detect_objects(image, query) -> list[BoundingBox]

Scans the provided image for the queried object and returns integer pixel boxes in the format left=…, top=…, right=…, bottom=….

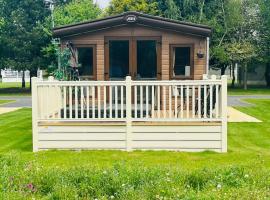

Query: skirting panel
left=37, top=124, right=223, bottom=152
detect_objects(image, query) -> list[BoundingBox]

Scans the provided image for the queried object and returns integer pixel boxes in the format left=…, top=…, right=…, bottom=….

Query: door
left=135, top=39, right=161, bottom=80
left=105, top=39, right=131, bottom=80
left=105, top=37, right=161, bottom=80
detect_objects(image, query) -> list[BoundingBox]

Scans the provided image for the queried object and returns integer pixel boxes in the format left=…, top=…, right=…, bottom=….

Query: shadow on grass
left=0, top=87, right=31, bottom=96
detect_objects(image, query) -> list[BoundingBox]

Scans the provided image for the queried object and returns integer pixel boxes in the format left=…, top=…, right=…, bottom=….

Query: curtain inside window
left=172, top=47, right=176, bottom=76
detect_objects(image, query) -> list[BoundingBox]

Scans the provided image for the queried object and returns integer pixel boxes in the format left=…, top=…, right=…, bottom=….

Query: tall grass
left=0, top=152, right=269, bottom=200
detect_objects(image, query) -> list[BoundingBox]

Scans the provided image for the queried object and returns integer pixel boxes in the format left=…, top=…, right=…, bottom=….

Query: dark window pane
left=77, top=47, right=93, bottom=76
left=173, top=47, right=190, bottom=76
left=137, top=40, right=157, bottom=79
left=109, top=41, right=129, bottom=78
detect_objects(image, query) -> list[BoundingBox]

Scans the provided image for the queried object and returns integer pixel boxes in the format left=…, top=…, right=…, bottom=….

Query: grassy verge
left=0, top=82, right=30, bottom=96
left=228, top=86, right=270, bottom=95
left=0, top=100, right=270, bottom=199
left=0, top=100, right=15, bottom=105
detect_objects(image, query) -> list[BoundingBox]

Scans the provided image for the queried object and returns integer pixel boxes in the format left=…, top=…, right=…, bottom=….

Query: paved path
left=228, top=95, right=270, bottom=107
left=0, top=107, right=21, bottom=115
left=0, top=95, right=270, bottom=108
left=227, top=107, right=261, bottom=122
left=0, top=96, right=31, bottom=108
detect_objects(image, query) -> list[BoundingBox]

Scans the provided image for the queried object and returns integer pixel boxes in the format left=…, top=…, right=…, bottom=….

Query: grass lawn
left=0, top=100, right=270, bottom=199
left=0, top=100, right=15, bottom=105
left=228, top=85, right=270, bottom=95
left=0, top=82, right=30, bottom=96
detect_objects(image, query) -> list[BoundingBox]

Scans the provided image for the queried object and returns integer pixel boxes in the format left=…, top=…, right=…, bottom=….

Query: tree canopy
left=1, top=0, right=270, bottom=88
left=106, top=0, right=159, bottom=16
left=53, top=0, right=101, bottom=27
left=0, top=0, right=50, bottom=73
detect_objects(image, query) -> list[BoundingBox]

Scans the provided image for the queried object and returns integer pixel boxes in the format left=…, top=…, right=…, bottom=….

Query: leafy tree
left=226, top=41, right=256, bottom=89
left=106, top=0, right=159, bottom=16
left=42, top=0, right=102, bottom=80
left=53, top=0, right=101, bottom=27
left=0, top=0, right=50, bottom=88
left=258, top=0, right=270, bottom=87
left=154, top=0, right=180, bottom=20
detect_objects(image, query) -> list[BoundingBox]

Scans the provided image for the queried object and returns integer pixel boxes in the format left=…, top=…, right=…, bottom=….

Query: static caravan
left=32, top=12, right=227, bottom=152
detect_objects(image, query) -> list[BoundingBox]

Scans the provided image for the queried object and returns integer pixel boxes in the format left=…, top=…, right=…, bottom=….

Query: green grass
left=0, top=82, right=30, bottom=96
left=228, top=85, right=270, bottom=95
left=0, top=101, right=270, bottom=199
left=0, top=100, right=15, bottom=105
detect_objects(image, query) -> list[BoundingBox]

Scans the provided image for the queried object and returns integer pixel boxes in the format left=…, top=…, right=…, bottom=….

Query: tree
left=226, top=41, right=256, bottom=89
left=106, top=0, right=159, bottom=16
left=42, top=0, right=102, bottom=79
left=153, top=0, right=180, bottom=20
left=0, top=0, right=51, bottom=88
left=53, top=0, right=101, bottom=27
left=258, top=0, right=270, bottom=87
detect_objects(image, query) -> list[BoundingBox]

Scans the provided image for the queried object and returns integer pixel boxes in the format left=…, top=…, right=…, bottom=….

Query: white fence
left=1, top=69, right=42, bottom=82
left=32, top=76, right=227, bottom=152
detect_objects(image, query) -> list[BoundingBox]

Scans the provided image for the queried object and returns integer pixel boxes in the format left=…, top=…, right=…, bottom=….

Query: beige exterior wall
left=62, top=25, right=207, bottom=81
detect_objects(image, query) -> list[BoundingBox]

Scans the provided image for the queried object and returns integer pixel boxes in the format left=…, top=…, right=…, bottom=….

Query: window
left=77, top=47, right=94, bottom=79
left=170, top=45, right=192, bottom=79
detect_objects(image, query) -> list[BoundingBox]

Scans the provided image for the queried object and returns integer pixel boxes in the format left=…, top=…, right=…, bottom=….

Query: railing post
left=221, top=75, right=227, bottom=152
left=32, top=77, right=38, bottom=152
left=125, top=76, right=132, bottom=151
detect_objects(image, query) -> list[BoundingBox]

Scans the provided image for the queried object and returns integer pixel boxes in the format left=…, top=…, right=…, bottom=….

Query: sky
left=95, top=0, right=111, bottom=9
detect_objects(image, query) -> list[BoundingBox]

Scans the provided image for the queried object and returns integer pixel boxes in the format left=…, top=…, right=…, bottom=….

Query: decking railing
left=32, top=75, right=227, bottom=122
left=32, top=75, right=227, bottom=152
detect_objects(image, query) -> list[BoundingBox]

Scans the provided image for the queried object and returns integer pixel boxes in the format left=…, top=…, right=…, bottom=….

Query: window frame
left=104, top=36, right=161, bottom=80
left=169, top=44, right=194, bottom=80
left=75, top=44, right=97, bottom=80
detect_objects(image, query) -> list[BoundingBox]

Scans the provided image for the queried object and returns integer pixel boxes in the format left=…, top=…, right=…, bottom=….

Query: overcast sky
left=95, top=0, right=111, bottom=9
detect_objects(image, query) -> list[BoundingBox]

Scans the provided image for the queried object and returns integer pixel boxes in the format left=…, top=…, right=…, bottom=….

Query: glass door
left=136, top=40, right=158, bottom=80
left=108, top=40, right=130, bottom=80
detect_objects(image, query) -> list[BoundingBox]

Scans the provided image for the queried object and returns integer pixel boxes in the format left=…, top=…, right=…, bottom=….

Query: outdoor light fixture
left=197, top=51, right=204, bottom=58
left=197, top=41, right=205, bottom=58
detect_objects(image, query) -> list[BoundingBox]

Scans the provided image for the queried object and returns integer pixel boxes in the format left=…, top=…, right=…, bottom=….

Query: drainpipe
left=206, top=37, right=210, bottom=75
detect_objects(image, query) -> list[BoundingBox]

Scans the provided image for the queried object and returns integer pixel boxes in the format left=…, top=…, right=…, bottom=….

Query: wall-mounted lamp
left=197, top=41, right=205, bottom=59
left=197, top=51, right=204, bottom=58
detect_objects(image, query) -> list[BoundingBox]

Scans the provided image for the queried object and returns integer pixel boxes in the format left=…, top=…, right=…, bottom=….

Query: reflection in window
left=77, top=47, right=93, bottom=77
left=172, top=47, right=191, bottom=77
left=109, top=41, right=129, bottom=79
left=137, top=40, right=157, bottom=79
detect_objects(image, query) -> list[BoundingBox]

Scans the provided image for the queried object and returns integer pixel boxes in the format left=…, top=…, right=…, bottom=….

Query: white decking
left=32, top=76, right=227, bottom=152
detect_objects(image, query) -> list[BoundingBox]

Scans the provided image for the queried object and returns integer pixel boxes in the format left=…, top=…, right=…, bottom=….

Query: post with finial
left=31, top=77, right=38, bottom=152
left=125, top=76, right=132, bottom=151
left=221, top=75, right=227, bottom=152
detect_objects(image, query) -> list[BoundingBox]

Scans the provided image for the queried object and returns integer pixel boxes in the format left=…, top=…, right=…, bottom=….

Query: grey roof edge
left=53, top=11, right=211, bottom=38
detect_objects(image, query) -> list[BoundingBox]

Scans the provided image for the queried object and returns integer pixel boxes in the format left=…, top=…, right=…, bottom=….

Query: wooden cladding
left=62, top=25, right=208, bottom=81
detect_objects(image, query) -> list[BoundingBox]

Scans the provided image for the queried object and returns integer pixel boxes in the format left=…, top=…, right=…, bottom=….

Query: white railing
left=1, top=69, right=42, bottom=82
left=32, top=75, right=227, bottom=123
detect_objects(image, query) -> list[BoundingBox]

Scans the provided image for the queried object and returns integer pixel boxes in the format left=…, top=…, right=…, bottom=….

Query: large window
left=77, top=47, right=95, bottom=79
left=170, top=45, right=192, bottom=79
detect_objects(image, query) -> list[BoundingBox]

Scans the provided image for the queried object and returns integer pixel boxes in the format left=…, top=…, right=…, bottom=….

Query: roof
left=53, top=11, right=211, bottom=38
